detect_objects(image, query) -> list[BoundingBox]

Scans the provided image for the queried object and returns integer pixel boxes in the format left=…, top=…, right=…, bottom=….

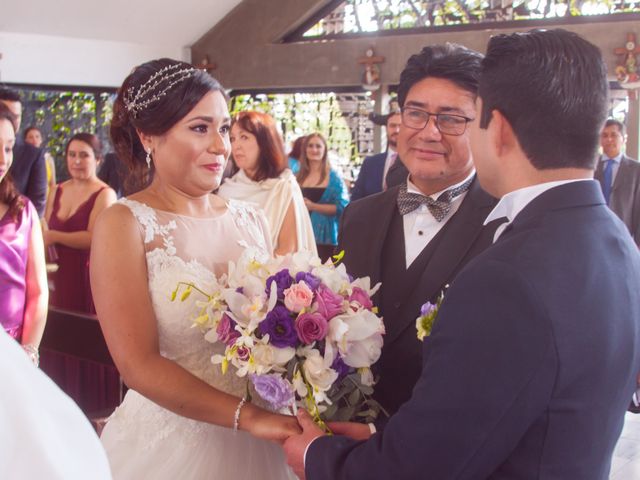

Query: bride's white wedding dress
left=100, top=198, right=296, bottom=479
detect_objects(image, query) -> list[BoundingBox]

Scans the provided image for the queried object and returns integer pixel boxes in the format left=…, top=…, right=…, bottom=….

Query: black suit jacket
left=309, top=181, right=640, bottom=480
left=9, top=139, right=47, bottom=216
left=338, top=177, right=499, bottom=415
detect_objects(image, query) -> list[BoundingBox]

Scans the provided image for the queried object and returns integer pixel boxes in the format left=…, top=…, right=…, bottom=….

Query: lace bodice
left=101, top=200, right=298, bottom=479
left=119, top=198, right=271, bottom=393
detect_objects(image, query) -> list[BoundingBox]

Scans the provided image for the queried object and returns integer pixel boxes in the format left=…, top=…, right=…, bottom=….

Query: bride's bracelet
left=22, top=344, right=40, bottom=367
left=233, top=396, right=247, bottom=433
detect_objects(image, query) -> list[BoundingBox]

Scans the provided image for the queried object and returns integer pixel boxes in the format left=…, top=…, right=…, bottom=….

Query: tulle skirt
left=101, top=390, right=296, bottom=480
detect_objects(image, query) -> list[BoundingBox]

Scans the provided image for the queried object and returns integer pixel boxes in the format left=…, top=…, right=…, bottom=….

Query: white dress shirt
left=403, top=171, right=475, bottom=267
left=484, top=178, right=594, bottom=243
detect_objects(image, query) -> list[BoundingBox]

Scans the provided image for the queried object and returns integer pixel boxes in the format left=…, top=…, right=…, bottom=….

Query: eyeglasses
left=401, top=107, right=474, bottom=136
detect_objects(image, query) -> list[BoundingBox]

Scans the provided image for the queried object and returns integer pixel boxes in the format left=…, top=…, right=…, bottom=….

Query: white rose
left=302, top=350, right=338, bottom=392
left=327, top=309, right=384, bottom=368
left=252, top=343, right=295, bottom=372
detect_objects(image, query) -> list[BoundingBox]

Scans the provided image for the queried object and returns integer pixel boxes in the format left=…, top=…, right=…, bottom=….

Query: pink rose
left=284, top=281, right=314, bottom=313
left=295, top=312, right=329, bottom=344
left=314, top=284, right=344, bottom=320
left=349, top=287, right=373, bottom=310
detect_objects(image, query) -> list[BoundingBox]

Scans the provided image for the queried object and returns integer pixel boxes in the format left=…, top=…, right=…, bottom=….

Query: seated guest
left=0, top=104, right=48, bottom=365
left=0, top=88, right=47, bottom=217
left=23, top=126, right=56, bottom=198
left=44, top=133, right=116, bottom=313
left=218, top=111, right=316, bottom=255
left=0, top=328, right=111, bottom=480
left=297, top=133, right=349, bottom=260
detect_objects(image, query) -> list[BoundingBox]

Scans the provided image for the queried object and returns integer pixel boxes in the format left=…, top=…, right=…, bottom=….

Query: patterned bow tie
left=397, top=177, right=473, bottom=221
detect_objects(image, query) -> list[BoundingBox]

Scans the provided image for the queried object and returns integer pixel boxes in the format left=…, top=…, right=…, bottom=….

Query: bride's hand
left=241, top=404, right=302, bottom=443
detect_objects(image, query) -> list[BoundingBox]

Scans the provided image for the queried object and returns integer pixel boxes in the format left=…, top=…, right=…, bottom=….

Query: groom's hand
left=283, top=409, right=325, bottom=480
left=327, top=421, right=372, bottom=441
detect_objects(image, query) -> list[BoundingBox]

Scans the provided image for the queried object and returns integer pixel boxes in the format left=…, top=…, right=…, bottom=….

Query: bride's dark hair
left=111, top=58, right=227, bottom=194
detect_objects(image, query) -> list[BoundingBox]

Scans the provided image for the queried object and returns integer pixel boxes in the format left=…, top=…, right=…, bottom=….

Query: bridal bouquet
left=173, top=248, right=385, bottom=426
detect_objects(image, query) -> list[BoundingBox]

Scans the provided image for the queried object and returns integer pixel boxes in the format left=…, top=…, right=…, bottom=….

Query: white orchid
left=327, top=309, right=385, bottom=368
left=311, top=261, right=350, bottom=294
left=252, top=339, right=295, bottom=374
left=302, top=349, right=338, bottom=396
left=349, top=276, right=381, bottom=297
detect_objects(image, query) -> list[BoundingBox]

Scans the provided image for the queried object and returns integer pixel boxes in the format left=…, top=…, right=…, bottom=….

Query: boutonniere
left=416, top=286, right=448, bottom=341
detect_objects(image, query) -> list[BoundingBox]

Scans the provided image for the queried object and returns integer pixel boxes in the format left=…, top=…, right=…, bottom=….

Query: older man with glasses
left=333, top=43, right=503, bottom=421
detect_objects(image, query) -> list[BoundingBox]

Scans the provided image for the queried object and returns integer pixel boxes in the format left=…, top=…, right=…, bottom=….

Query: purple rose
left=216, top=313, right=238, bottom=346
left=251, top=374, right=294, bottom=410
left=349, top=287, right=373, bottom=310
left=314, top=284, right=344, bottom=320
left=331, top=355, right=351, bottom=380
left=265, top=269, right=293, bottom=300
left=295, top=271, right=321, bottom=291
left=420, top=302, right=437, bottom=317
left=295, top=312, right=329, bottom=344
left=258, top=306, right=298, bottom=348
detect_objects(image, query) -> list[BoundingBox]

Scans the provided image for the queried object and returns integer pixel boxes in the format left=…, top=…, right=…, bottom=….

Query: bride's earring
left=145, top=149, right=152, bottom=170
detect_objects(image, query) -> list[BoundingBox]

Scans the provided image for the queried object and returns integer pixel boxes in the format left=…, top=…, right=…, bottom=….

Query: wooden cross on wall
left=358, top=48, right=385, bottom=90
left=614, top=32, right=640, bottom=84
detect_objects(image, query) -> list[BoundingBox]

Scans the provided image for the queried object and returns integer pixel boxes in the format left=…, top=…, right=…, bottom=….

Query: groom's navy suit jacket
left=308, top=181, right=640, bottom=479
left=338, top=177, right=499, bottom=415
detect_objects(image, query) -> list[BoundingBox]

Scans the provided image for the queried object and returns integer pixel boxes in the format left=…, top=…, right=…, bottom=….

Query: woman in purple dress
left=44, top=133, right=116, bottom=313
left=0, top=104, right=48, bottom=365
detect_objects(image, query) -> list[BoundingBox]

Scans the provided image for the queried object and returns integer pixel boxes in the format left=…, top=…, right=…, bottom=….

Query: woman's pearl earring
left=145, top=149, right=152, bottom=169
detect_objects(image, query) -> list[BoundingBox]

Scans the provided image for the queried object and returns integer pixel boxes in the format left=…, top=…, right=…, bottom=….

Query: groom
left=284, top=29, right=640, bottom=479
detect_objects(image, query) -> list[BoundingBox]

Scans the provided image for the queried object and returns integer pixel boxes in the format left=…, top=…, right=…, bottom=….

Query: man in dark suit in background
left=0, top=87, right=47, bottom=217
left=285, top=29, right=640, bottom=480
left=337, top=44, right=500, bottom=417
left=594, top=118, right=640, bottom=246
left=350, top=104, right=401, bottom=201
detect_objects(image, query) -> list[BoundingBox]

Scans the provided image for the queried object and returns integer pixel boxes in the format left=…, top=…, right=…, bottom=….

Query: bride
left=90, top=59, right=299, bottom=479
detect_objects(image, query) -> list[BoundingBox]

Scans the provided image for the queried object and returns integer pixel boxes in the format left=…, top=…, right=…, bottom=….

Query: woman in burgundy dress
left=0, top=103, right=48, bottom=365
left=41, top=133, right=118, bottom=413
left=44, top=133, right=116, bottom=312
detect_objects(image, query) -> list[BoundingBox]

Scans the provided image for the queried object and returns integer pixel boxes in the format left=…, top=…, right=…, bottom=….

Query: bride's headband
left=123, top=63, right=198, bottom=117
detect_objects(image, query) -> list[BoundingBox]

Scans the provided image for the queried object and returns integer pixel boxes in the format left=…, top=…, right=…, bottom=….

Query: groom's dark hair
left=479, top=29, right=608, bottom=170
left=397, top=43, right=483, bottom=107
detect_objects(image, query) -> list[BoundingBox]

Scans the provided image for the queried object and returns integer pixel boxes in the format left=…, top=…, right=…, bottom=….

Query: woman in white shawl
left=218, top=111, right=317, bottom=256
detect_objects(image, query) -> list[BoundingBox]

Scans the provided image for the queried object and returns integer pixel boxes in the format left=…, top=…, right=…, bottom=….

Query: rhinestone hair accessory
left=124, top=63, right=198, bottom=117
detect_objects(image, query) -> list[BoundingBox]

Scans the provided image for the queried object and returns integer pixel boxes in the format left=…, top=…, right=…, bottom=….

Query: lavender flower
left=258, top=306, right=298, bottom=348
left=265, top=269, right=293, bottom=300
left=295, top=271, right=322, bottom=291
left=420, top=302, right=438, bottom=317
left=251, top=374, right=295, bottom=410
